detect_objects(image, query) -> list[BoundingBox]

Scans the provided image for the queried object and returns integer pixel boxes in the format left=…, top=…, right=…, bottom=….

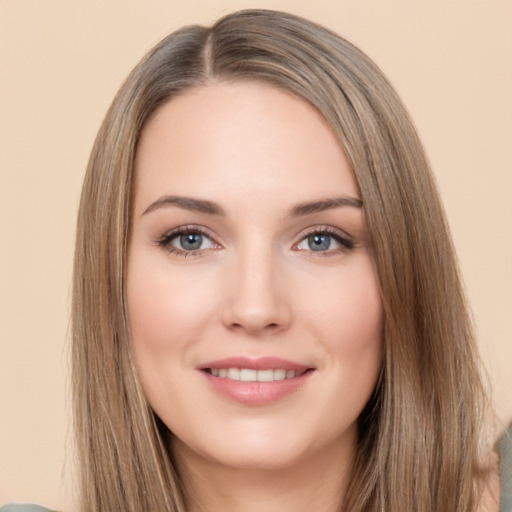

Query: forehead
left=133, top=81, right=359, bottom=213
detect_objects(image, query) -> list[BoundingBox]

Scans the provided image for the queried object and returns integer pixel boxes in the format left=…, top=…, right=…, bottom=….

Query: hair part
left=72, top=9, right=488, bottom=511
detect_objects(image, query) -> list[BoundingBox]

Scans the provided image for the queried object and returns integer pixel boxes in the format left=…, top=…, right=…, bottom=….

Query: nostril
left=228, top=322, right=278, bottom=330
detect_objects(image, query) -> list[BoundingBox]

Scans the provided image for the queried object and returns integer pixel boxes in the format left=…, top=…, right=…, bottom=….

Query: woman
left=2, top=8, right=505, bottom=512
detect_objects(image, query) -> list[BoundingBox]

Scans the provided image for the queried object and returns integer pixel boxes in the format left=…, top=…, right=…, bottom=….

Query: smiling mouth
left=203, top=368, right=310, bottom=382
left=200, top=358, right=315, bottom=404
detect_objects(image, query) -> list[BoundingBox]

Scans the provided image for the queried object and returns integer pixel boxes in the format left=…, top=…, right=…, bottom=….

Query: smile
left=205, top=368, right=306, bottom=381
left=199, top=357, right=315, bottom=405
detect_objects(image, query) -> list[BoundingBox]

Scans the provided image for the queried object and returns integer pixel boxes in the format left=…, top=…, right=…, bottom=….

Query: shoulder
left=473, top=423, right=511, bottom=512
left=0, top=505, right=54, bottom=512
left=498, top=423, right=512, bottom=512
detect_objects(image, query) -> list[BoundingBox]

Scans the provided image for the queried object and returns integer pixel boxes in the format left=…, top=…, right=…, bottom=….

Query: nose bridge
left=222, top=236, right=291, bottom=334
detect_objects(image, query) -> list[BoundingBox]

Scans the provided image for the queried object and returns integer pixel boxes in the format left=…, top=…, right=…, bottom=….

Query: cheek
left=126, top=251, right=219, bottom=418
left=308, top=260, right=381, bottom=344
left=303, top=261, right=383, bottom=433
left=126, top=253, right=222, bottom=417
left=127, top=254, right=213, bottom=353
left=299, top=257, right=383, bottom=386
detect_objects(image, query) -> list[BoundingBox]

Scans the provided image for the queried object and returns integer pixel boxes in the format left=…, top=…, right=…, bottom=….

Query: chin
left=171, top=417, right=357, bottom=473
left=201, top=442, right=312, bottom=471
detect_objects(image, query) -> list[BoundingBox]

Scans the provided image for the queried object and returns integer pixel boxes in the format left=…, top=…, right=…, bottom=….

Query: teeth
left=227, top=368, right=240, bottom=380
left=209, top=368, right=302, bottom=381
left=256, top=369, right=274, bottom=382
left=273, top=369, right=286, bottom=381
left=240, top=368, right=257, bottom=381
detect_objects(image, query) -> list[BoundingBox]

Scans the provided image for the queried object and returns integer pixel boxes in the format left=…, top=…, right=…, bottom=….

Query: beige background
left=1, top=1, right=511, bottom=509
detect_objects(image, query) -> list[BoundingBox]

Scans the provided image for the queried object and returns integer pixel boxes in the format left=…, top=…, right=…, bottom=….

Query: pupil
left=308, top=234, right=330, bottom=251
left=181, top=233, right=202, bottom=250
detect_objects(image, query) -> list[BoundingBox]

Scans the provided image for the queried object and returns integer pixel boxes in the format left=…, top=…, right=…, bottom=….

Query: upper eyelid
left=159, top=224, right=217, bottom=240
left=296, top=225, right=353, bottom=240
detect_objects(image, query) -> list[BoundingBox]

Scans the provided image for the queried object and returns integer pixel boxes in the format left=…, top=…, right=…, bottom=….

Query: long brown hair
left=72, top=9, right=488, bottom=511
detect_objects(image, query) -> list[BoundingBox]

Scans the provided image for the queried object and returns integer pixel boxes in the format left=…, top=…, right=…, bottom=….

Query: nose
left=221, top=246, right=292, bottom=335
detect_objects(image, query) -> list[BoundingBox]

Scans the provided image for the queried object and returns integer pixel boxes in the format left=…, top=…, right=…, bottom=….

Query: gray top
left=499, top=423, right=512, bottom=512
left=0, top=506, right=53, bottom=512
left=2, top=427, right=511, bottom=512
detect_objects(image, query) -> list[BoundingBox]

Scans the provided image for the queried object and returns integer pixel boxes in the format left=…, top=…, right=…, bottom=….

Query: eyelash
left=295, top=226, right=354, bottom=255
left=155, top=225, right=354, bottom=257
left=155, top=225, right=219, bottom=257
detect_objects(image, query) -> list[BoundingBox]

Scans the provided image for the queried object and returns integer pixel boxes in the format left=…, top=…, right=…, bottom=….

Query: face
left=127, top=82, right=382, bottom=472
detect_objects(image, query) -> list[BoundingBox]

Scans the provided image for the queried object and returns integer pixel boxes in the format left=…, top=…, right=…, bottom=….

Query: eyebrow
left=142, top=195, right=225, bottom=217
left=288, top=196, right=362, bottom=217
left=141, top=194, right=362, bottom=218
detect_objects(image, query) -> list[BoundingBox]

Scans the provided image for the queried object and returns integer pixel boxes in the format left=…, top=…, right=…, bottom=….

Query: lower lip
left=201, top=370, right=314, bottom=406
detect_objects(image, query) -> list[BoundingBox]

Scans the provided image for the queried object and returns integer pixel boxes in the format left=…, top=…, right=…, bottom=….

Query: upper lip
left=197, top=356, right=312, bottom=372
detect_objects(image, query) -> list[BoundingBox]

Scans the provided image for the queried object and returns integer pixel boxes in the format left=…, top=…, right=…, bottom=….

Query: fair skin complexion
left=127, top=81, right=383, bottom=512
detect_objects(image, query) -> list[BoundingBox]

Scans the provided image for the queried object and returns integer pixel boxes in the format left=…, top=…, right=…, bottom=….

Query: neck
left=171, top=433, right=356, bottom=512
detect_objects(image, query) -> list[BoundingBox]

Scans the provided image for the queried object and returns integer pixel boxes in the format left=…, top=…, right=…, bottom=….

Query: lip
left=198, top=356, right=311, bottom=372
left=197, top=356, right=315, bottom=406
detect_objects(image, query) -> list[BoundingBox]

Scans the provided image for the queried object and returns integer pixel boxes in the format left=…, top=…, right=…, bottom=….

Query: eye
left=156, top=226, right=219, bottom=256
left=295, top=228, right=353, bottom=254
left=175, top=232, right=209, bottom=251
left=300, top=233, right=333, bottom=251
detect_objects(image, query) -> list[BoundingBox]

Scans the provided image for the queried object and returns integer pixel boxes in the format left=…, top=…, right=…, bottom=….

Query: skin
left=127, top=81, right=383, bottom=512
